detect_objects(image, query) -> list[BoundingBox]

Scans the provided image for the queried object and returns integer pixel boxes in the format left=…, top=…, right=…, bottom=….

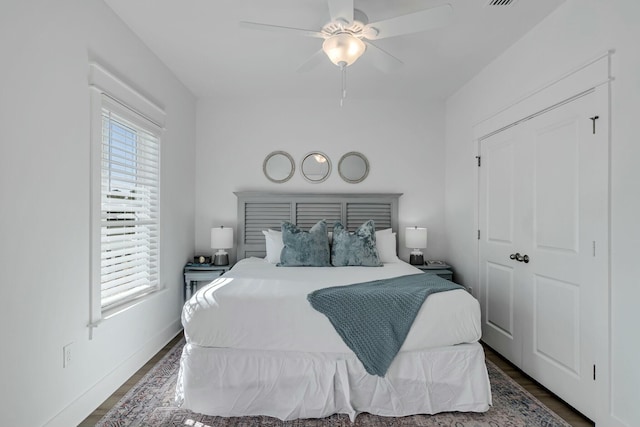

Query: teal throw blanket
left=307, top=273, right=463, bottom=376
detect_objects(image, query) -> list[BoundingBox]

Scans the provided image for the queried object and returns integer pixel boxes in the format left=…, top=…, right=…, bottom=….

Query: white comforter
left=182, top=257, right=481, bottom=353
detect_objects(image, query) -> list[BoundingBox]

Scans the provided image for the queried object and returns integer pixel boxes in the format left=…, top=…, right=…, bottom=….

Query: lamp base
left=409, top=253, right=424, bottom=265
left=213, top=253, right=229, bottom=266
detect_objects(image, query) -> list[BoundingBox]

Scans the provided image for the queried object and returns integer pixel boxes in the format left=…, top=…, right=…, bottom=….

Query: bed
left=176, top=192, right=491, bottom=421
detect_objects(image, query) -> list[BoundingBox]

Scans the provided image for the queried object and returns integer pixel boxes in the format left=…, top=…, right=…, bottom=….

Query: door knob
left=509, top=253, right=530, bottom=263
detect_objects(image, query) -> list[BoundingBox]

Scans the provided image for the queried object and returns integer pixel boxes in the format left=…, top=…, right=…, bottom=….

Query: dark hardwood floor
left=78, top=333, right=184, bottom=426
left=80, top=335, right=594, bottom=426
left=483, top=343, right=594, bottom=427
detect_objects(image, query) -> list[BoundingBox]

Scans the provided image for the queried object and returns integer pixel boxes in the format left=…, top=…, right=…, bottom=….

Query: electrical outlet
left=63, top=343, right=73, bottom=368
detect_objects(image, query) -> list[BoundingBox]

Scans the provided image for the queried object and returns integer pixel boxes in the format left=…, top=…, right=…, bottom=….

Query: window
left=100, top=106, right=160, bottom=310
left=89, top=63, right=165, bottom=326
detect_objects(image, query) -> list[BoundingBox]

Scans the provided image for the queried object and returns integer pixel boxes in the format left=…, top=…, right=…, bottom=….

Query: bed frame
left=235, top=192, right=402, bottom=259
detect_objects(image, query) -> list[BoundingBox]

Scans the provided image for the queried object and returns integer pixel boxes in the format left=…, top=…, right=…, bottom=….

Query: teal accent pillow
left=331, top=220, right=382, bottom=267
left=278, top=220, right=330, bottom=267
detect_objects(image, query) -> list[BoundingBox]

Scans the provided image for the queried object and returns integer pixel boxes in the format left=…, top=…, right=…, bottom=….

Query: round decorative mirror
left=338, top=152, right=369, bottom=184
left=301, top=152, right=331, bottom=183
left=263, top=151, right=295, bottom=183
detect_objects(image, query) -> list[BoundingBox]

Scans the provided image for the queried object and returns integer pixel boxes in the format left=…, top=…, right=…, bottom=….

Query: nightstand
left=183, top=263, right=232, bottom=301
left=414, top=263, right=454, bottom=282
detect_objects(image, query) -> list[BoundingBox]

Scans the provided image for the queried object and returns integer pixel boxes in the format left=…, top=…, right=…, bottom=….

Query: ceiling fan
left=240, top=0, right=453, bottom=103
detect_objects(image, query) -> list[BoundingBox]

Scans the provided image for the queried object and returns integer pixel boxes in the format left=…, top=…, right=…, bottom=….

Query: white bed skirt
left=176, top=342, right=492, bottom=421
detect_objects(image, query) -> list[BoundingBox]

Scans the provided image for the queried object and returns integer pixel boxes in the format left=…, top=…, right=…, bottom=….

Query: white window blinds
left=99, top=101, right=160, bottom=310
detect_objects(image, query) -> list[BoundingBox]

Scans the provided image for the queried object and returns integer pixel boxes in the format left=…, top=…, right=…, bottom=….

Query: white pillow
left=262, top=229, right=284, bottom=264
left=375, top=229, right=399, bottom=263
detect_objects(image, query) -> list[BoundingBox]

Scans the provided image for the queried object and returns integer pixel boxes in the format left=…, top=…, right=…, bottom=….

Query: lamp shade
left=322, top=33, right=366, bottom=66
left=405, top=227, right=427, bottom=249
left=211, top=226, right=233, bottom=249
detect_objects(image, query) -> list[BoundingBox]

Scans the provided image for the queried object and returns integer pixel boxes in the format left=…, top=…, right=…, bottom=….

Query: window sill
left=88, top=287, right=168, bottom=335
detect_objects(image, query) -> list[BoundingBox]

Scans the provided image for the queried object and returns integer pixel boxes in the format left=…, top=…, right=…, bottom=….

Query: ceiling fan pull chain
left=340, top=61, right=347, bottom=107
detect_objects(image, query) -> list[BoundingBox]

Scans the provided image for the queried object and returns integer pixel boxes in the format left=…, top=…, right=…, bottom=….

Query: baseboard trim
left=43, top=319, right=182, bottom=427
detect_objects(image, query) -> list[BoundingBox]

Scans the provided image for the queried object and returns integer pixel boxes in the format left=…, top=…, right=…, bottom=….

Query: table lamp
left=405, top=226, right=427, bottom=265
left=211, top=226, right=233, bottom=266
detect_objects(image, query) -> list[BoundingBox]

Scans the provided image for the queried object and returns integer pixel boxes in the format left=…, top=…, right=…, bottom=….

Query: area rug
left=96, top=339, right=571, bottom=427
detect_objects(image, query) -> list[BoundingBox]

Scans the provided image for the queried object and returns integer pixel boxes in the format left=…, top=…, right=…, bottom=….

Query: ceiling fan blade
left=363, top=41, right=403, bottom=73
left=364, top=4, right=453, bottom=40
left=327, top=0, right=353, bottom=23
left=239, top=21, right=325, bottom=39
left=296, top=49, right=327, bottom=73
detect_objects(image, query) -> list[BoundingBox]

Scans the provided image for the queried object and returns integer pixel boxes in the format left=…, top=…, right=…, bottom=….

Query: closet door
left=479, top=90, right=605, bottom=419
left=478, top=125, right=530, bottom=366
left=519, top=91, right=604, bottom=419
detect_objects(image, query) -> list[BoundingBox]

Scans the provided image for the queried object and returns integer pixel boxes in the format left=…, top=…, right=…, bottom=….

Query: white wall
left=195, top=97, right=447, bottom=263
left=444, top=1, right=640, bottom=426
left=0, top=1, right=196, bottom=426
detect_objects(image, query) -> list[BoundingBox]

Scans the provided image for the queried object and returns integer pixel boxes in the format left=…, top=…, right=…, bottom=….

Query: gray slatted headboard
left=235, top=192, right=402, bottom=260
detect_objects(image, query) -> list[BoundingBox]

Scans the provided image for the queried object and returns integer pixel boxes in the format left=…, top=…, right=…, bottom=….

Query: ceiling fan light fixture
left=322, top=33, right=366, bottom=66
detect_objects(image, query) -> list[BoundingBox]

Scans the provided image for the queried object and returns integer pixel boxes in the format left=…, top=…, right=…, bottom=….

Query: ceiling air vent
left=485, top=0, right=519, bottom=5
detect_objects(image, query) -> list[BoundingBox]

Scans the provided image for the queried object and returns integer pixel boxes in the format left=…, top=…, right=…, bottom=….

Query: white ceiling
left=104, top=0, right=564, bottom=101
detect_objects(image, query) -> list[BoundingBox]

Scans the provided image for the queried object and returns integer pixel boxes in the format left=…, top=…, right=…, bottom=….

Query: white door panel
left=486, top=140, right=516, bottom=245
left=485, top=261, right=516, bottom=338
left=533, top=274, right=581, bottom=375
left=534, top=118, right=580, bottom=253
